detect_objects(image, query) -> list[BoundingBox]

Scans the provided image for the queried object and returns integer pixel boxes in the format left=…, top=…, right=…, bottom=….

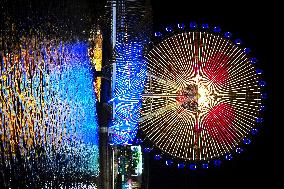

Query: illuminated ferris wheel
left=139, top=23, right=266, bottom=166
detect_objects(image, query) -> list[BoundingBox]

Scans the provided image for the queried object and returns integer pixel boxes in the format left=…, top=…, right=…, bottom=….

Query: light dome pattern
left=140, top=28, right=264, bottom=161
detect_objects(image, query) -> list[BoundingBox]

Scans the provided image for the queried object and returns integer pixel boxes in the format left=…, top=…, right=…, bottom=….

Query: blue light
left=234, top=39, right=242, bottom=45
left=46, top=42, right=99, bottom=175
left=258, top=80, right=266, bottom=87
left=213, top=26, right=221, bottom=33
left=166, top=160, right=174, bottom=166
left=143, top=147, right=152, bottom=153
left=202, top=163, right=209, bottom=169
left=225, top=154, right=233, bottom=160
left=201, top=23, right=209, bottom=29
left=244, top=47, right=251, bottom=54
left=250, top=57, right=258, bottom=64
left=243, top=138, right=251, bottom=145
left=135, top=138, right=143, bottom=144
left=154, top=32, right=162, bottom=37
left=178, top=163, right=185, bottom=169
left=166, top=26, right=173, bottom=32
left=188, top=163, right=197, bottom=170
left=213, top=160, right=222, bottom=167
left=256, top=117, right=264, bottom=123
left=236, top=147, right=244, bottom=154
left=261, top=93, right=268, bottom=99
left=256, top=68, right=263, bottom=75
left=189, top=22, right=197, bottom=29
left=154, top=154, right=162, bottom=160
left=178, top=23, right=185, bottom=29
left=259, top=105, right=266, bottom=111
left=224, top=32, right=232, bottom=38
left=110, top=41, right=147, bottom=144
left=251, top=128, right=258, bottom=135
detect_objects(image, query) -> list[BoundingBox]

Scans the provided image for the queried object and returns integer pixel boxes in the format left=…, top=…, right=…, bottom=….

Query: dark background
left=148, top=1, right=279, bottom=189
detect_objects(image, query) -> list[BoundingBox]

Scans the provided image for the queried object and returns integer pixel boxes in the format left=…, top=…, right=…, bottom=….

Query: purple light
left=143, top=147, right=151, bottom=153
left=256, top=68, right=263, bottom=75
left=166, top=26, right=173, bottom=32
left=244, top=48, right=251, bottom=54
left=166, top=160, right=174, bottom=166
left=213, top=26, right=221, bottom=33
left=251, top=128, right=258, bottom=135
left=243, top=138, right=251, bottom=145
left=259, top=80, right=266, bottom=87
left=178, top=23, right=185, bottom=29
left=225, top=154, right=233, bottom=160
left=250, top=57, right=258, bottom=64
left=234, top=39, right=242, bottom=45
left=178, top=163, right=185, bottom=169
left=154, top=154, right=162, bottom=160
left=213, top=160, right=222, bottom=167
left=261, top=93, right=268, bottom=99
left=189, top=163, right=197, bottom=170
left=259, top=105, right=266, bottom=111
left=256, top=117, right=264, bottom=123
left=154, top=32, right=162, bottom=37
left=135, top=138, right=143, bottom=144
left=236, top=147, right=244, bottom=154
left=202, top=163, right=209, bottom=169
left=224, top=32, right=232, bottom=38
left=201, top=23, right=209, bottom=29
left=190, top=22, right=197, bottom=29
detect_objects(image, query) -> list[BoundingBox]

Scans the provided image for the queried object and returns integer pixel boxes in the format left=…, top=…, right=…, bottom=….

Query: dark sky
left=147, top=1, right=278, bottom=189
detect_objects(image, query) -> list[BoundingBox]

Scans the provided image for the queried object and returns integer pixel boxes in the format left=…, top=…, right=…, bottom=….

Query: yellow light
left=89, top=29, right=103, bottom=71
left=197, top=85, right=210, bottom=109
left=89, top=27, right=103, bottom=102
left=94, top=77, right=101, bottom=102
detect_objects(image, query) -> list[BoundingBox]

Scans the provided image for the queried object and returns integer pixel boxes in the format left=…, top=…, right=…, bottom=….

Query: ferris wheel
left=139, top=22, right=266, bottom=167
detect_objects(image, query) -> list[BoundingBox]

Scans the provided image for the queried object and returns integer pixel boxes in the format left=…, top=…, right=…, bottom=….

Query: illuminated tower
left=98, top=0, right=152, bottom=188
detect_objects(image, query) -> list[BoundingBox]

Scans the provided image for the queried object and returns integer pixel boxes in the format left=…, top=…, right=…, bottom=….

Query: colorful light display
left=0, top=35, right=99, bottom=188
left=139, top=24, right=265, bottom=165
left=109, top=41, right=147, bottom=145
left=112, top=145, right=143, bottom=189
left=89, top=28, right=103, bottom=102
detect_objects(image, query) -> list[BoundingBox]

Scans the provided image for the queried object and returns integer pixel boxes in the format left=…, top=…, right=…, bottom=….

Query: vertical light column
left=112, top=0, right=117, bottom=120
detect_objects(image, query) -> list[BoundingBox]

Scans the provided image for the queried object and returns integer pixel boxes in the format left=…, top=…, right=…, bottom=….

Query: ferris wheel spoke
left=139, top=30, right=263, bottom=161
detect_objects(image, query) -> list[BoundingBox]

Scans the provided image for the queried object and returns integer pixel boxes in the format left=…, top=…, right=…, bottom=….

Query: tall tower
left=98, top=0, right=152, bottom=188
